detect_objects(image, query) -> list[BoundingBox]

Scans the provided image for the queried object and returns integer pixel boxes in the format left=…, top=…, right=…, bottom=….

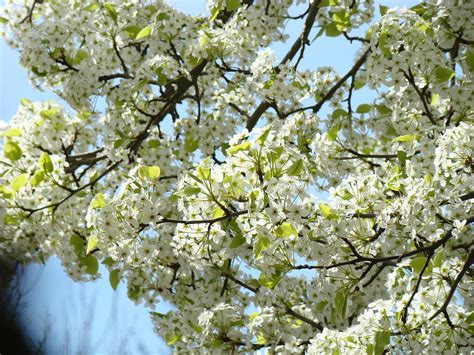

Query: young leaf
left=275, top=222, right=297, bottom=237
left=226, top=142, right=251, bottom=155
left=104, top=3, right=118, bottom=22
left=4, top=141, right=22, bottom=161
left=319, top=204, right=338, bottom=220
left=180, top=186, right=202, bottom=196
left=325, top=22, right=341, bottom=37
left=109, top=269, right=120, bottom=290
left=30, top=170, right=46, bottom=188
left=80, top=255, right=99, bottom=275
left=287, top=159, right=304, bottom=176
left=332, top=11, right=350, bottom=31
left=70, top=235, right=85, bottom=256
left=11, top=174, right=28, bottom=192
left=209, top=6, right=220, bottom=21
left=2, top=128, right=21, bottom=137
left=225, top=0, right=240, bottom=11
left=136, top=25, right=152, bottom=40
left=379, top=4, right=389, bottom=16
left=254, top=236, right=270, bottom=259
left=327, top=124, right=340, bottom=142
left=356, top=104, right=371, bottom=114
left=73, top=49, right=88, bottom=64
left=257, top=126, right=271, bottom=146
left=138, top=165, right=161, bottom=180
left=39, top=152, right=54, bottom=173
left=374, top=331, right=390, bottom=355
left=184, top=137, right=199, bottom=152
left=466, top=50, right=474, bottom=73
left=229, top=233, right=246, bottom=248
left=334, top=289, right=347, bottom=318
left=433, top=66, right=454, bottom=83
left=124, top=25, right=141, bottom=39
left=165, top=333, right=180, bottom=346
left=378, top=30, right=391, bottom=57
left=86, top=235, right=98, bottom=255
left=90, top=193, right=106, bottom=209
left=392, top=134, right=419, bottom=143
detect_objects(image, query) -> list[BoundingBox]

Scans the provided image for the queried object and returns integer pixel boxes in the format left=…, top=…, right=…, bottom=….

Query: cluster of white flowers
left=0, top=0, right=472, bottom=353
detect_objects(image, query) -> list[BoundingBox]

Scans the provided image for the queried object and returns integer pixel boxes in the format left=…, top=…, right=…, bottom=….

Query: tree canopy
left=0, top=0, right=473, bottom=353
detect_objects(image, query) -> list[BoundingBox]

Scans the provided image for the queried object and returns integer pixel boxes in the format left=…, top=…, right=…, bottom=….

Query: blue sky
left=0, top=0, right=418, bottom=353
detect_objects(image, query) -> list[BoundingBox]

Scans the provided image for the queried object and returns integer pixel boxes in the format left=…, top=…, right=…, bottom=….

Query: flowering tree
left=0, top=0, right=473, bottom=352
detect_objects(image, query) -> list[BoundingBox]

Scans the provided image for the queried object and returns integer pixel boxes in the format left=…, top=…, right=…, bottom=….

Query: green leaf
left=127, top=284, right=141, bottom=300
left=356, top=104, right=371, bottom=114
left=410, top=256, right=430, bottom=275
left=80, top=255, right=99, bottom=275
left=374, top=331, right=390, bottom=355
left=0, top=17, right=9, bottom=24
left=334, top=290, right=347, bottom=318
left=209, top=6, right=220, bottom=21
left=433, top=250, right=443, bottom=268
left=30, top=170, right=45, bottom=187
left=2, top=128, right=22, bottom=137
left=332, top=108, right=347, bottom=119
left=375, top=104, right=391, bottom=115
left=70, top=235, right=85, bottom=256
left=379, top=4, right=389, bottom=16
left=226, top=141, right=251, bottom=155
left=211, top=207, right=225, bottom=218
left=3, top=141, right=22, bottom=161
left=180, top=186, right=202, bottom=196
left=136, top=25, right=152, bottom=39
left=410, top=3, right=426, bottom=15
left=184, top=136, right=199, bottom=152
left=90, top=193, right=106, bottom=209
left=287, top=159, right=304, bottom=176
left=325, top=22, right=341, bottom=37
left=316, top=300, right=328, bottom=311
left=320, top=0, right=337, bottom=6
left=254, top=236, right=271, bottom=259
left=392, top=134, right=419, bottom=143
left=138, top=165, right=161, bottom=180
left=366, top=344, right=374, bottom=355
left=257, top=126, right=271, bottom=146
left=327, top=124, right=340, bottom=142
left=109, top=269, right=120, bottom=290
left=230, top=233, right=246, bottom=248
left=225, top=0, right=240, bottom=11
left=73, top=49, right=88, bottom=65
left=332, top=10, right=350, bottom=31
left=11, top=174, right=28, bottom=192
left=197, top=166, right=210, bottom=180
left=275, top=222, right=297, bottom=237
left=354, top=79, right=365, bottom=90
left=124, top=25, right=141, bottom=39
left=433, top=66, right=454, bottom=83
left=104, top=3, right=118, bottom=22
left=86, top=235, right=98, bottom=255
left=466, top=50, right=474, bottom=73
left=39, top=108, right=59, bottom=120
left=258, top=272, right=282, bottom=289
left=379, top=30, right=391, bottom=57
left=84, top=3, right=99, bottom=11
left=319, top=204, right=338, bottom=220
left=39, top=152, right=54, bottom=173
left=189, top=321, right=203, bottom=333
left=165, top=333, right=180, bottom=346
left=156, top=12, right=170, bottom=21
